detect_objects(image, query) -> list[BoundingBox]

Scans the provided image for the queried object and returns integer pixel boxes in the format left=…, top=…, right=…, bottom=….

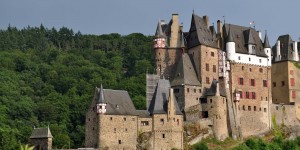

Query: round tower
left=226, top=26, right=236, bottom=61
left=263, top=32, right=272, bottom=66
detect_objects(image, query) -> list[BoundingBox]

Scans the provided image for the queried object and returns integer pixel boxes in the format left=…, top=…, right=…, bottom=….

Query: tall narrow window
left=291, top=78, right=295, bottom=86
left=263, top=80, right=268, bottom=87
left=206, top=77, right=210, bottom=84
left=239, top=91, right=243, bottom=98
left=250, top=79, right=255, bottom=86
left=213, top=65, right=216, bottom=73
left=238, top=78, right=244, bottom=85
left=246, top=92, right=250, bottom=99
left=211, top=52, right=214, bottom=57
left=206, top=63, right=209, bottom=71
left=252, top=92, right=256, bottom=99
left=292, top=91, right=296, bottom=98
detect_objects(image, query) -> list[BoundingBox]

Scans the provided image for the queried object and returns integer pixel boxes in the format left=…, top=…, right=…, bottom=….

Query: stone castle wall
left=229, top=63, right=272, bottom=137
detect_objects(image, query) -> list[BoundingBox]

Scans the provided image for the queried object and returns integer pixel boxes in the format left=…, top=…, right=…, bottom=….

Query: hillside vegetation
left=0, top=25, right=154, bottom=149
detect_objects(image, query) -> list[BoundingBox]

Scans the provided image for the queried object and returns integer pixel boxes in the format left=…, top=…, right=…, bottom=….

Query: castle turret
left=293, top=41, right=299, bottom=61
left=226, top=26, right=236, bottom=60
left=275, top=40, right=281, bottom=61
left=96, top=84, right=106, bottom=114
left=263, top=32, right=272, bottom=66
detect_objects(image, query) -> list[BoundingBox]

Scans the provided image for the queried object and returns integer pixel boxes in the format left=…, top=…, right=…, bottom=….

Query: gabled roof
left=206, top=79, right=226, bottom=97
left=148, top=79, right=182, bottom=115
left=187, top=14, right=218, bottom=49
left=94, top=88, right=137, bottom=115
left=223, top=23, right=267, bottom=57
left=171, top=53, right=200, bottom=86
left=272, top=34, right=295, bottom=61
left=30, top=127, right=53, bottom=139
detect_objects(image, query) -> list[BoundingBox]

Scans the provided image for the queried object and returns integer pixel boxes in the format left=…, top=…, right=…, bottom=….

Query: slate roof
left=272, top=34, right=296, bottom=62
left=148, top=79, right=182, bottom=115
left=223, top=24, right=268, bottom=57
left=136, top=110, right=151, bottom=118
left=155, top=21, right=166, bottom=38
left=171, top=53, right=200, bottom=86
left=206, top=79, right=226, bottom=97
left=30, top=127, right=53, bottom=139
left=187, top=14, right=218, bottom=49
left=94, top=88, right=137, bottom=115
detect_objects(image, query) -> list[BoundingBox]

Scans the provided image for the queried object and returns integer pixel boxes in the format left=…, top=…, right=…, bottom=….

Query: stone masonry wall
left=230, top=63, right=272, bottom=137
left=152, top=114, right=183, bottom=150
left=98, top=115, right=138, bottom=150
left=85, top=98, right=98, bottom=148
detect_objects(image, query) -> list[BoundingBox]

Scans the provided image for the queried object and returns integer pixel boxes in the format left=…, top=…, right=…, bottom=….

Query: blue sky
left=1, top=0, right=299, bottom=45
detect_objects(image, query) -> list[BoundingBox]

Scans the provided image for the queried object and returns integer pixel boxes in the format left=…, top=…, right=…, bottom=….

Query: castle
left=85, top=13, right=300, bottom=149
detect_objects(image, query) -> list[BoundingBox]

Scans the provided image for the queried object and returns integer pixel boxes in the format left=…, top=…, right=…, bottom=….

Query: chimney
left=216, top=81, right=220, bottom=96
left=217, top=20, right=223, bottom=35
left=293, top=41, right=299, bottom=61
left=203, top=16, right=210, bottom=28
left=170, top=14, right=179, bottom=48
left=276, top=40, right=281, bottom=61
left=168, top=88, right=175, bottom=119
left=258, top=31, right=262, bottom=40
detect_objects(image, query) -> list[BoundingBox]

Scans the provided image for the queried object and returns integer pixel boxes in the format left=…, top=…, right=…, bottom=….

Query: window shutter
left=238, top=77, right=240, bottom=85
left=249, top=92, right=252, bottom=99
left=254, top=79, right=256, bottom=86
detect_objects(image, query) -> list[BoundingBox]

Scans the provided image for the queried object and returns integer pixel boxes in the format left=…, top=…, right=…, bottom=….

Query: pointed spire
left=247, top=29, right=255, bottom=44
left=98, top=84, right=105, bottom=104
left=155, top=21, right=164, bottom=38
left=180, top=31, right=185, bottom=48
left=227, top=25, right=234, bottom=42
left=263, top=31, right=271, bottom=48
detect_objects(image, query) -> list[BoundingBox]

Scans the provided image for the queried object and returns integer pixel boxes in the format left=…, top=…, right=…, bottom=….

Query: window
left=276, top=106, right=279, bottom=110
left=162, top=134, right=165, bottom=138
left=263, top=80, right=268, bottom=87
left=194, top=89, right=196, bottom=93
left=211, top=52, right=214, bottom=57
left=206, top=77, right=210, bottom=84
left=160, top=118, right=164, bottom=125
left=239, top=91, right=243, bottom=98
left=177, top=119, right=180, bottom=125
left=249, top=57, right=251, bottom=61
left=206, top=63, right=209, bottom=71
left=210, top=99, right=212, bottom=103
left=259, top=68, right=263, bottom=73
left=264, top=108, right=267, bottom=112
left=242, top=66, right=244, bottom=70
left=141, top=121, right=149, bottom=126
left=250, top=79, right=255, bottom=86
left=290, top=70, right=294, bottom=75
left=249, top=68, right=252, bottom=72
left=291, top=78, right=295, bottom=86
left=114, top=128, right=116, bottom=133
left=242, top=105, right=245, bottom=111
left=246, top=92, right=250, bottom=99
left=292, top=91, right=296, bottom=98
left=174, top=88, right=179, bottom=93
left=199, top=89, right=201, bottom=93
left=281, top=81, right=285, bottom=86
left=273, top=82, right=276, bottom=87
left=110, top=117, right=113, bottom=120
left=124, top=117, right=126, bottom=121
left=238, top=78, right=244, bottom=85
left=187, top=88, right=189, bottom=93
left=201, top=111, right=209, bottom=118
left=119, top=140, right=122, bottom=144
left=238, top=56, right=241, bottom=60
left=213, top=65, right=216, bottom=73
left=259, top=59, right=262, bottom=63
left=252, top=92, right=256, bottom=99
left=200, top=98, right=207, bottom=103
left=248, top=106, right=251, bottom=111
left=254, top=106, right=257, bottom=111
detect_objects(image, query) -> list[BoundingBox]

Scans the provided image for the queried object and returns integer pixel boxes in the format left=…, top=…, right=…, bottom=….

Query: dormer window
left=252, top=45, right=256, bottom=50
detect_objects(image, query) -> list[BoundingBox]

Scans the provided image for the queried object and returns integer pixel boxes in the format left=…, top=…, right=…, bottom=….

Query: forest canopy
left=0, top=25, right=154, bottom=149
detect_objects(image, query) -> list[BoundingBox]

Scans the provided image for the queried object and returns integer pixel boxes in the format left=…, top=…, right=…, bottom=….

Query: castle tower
left=263, top=32, right=272, bottom=66
left=154, top=14, right=183, bottom=80
left=226, top=27, right=235, bottom=61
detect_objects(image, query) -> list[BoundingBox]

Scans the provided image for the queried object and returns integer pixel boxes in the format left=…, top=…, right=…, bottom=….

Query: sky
left=1, top=0, right=299, bottom=45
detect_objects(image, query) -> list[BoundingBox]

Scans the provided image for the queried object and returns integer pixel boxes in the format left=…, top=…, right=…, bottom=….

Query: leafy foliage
left=0, top=25, right=154, bottom=149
